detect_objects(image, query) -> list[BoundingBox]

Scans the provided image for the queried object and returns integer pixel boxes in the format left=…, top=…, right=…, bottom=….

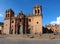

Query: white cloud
left=50, top=16, right=60, bottom=25
left=0, top=14, right=3, bottom=17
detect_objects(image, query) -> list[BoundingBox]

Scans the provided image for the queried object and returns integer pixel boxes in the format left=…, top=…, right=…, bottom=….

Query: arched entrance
left=17, top=25, right=23, bottom=34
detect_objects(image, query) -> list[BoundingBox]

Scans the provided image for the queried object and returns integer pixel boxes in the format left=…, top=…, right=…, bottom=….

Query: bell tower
left=4, top=9, right=15, bottom=34
left=31, top=4, right=42, bottom=34
left=33, top=4, right=42, bottom=15
left=5, top=9, right=14, bottom=19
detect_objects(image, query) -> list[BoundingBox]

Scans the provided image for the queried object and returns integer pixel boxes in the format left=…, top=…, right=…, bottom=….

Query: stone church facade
left=3, top=4, right=42, bottom=34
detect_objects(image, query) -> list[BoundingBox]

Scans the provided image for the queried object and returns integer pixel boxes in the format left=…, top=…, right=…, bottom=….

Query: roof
left=34, top=4, right=42, bottom=8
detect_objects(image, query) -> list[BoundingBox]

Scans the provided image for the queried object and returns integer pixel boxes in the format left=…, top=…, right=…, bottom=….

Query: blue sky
left=0, top=0, right=60, bottom=26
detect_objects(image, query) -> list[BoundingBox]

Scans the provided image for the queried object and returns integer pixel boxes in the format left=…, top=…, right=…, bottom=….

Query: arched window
left=19, top=19, right=21, bottom=22
left=6, top=15, right=7, bottom=17
left=35, top=10, right=37, bottom=14
left=38, top=10, right=40, bottom=14
left=8, top=14, right=9, bottom=17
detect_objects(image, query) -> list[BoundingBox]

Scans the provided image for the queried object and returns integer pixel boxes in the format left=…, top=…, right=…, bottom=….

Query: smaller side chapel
left=3, top=4, right=42, bottom=34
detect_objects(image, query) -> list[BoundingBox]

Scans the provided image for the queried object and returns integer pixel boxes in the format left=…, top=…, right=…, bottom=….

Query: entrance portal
left=18, top=25, right=23, bottom=34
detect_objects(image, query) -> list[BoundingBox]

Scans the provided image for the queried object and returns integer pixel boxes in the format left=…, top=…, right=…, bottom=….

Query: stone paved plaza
left=0, top=34, right=60, bottom=44
left=0, top=38, right=60, bottom=44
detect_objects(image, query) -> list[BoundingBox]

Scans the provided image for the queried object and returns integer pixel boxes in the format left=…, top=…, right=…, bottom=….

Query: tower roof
left=6, top=8, right=14, bottom=14
left=17, top=11, right=25, bottom=18
left=34, top=4, right=42, bottom=8
left=19, top=11, right=23, bottom=15
left=6, top=9, right=13, bottom=12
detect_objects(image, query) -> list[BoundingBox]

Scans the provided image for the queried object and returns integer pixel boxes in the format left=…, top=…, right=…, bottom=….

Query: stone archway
left=17, top=25, right=23, bottom=34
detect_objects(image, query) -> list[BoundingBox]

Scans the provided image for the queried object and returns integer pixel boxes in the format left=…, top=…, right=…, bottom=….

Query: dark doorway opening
left=17, top=25, right=23, bottom=34
left=18, top=25, right=21, bottom=34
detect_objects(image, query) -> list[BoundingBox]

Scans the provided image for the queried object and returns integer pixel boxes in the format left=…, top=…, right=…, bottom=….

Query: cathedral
left=3, top=4, right=42, bottom=34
